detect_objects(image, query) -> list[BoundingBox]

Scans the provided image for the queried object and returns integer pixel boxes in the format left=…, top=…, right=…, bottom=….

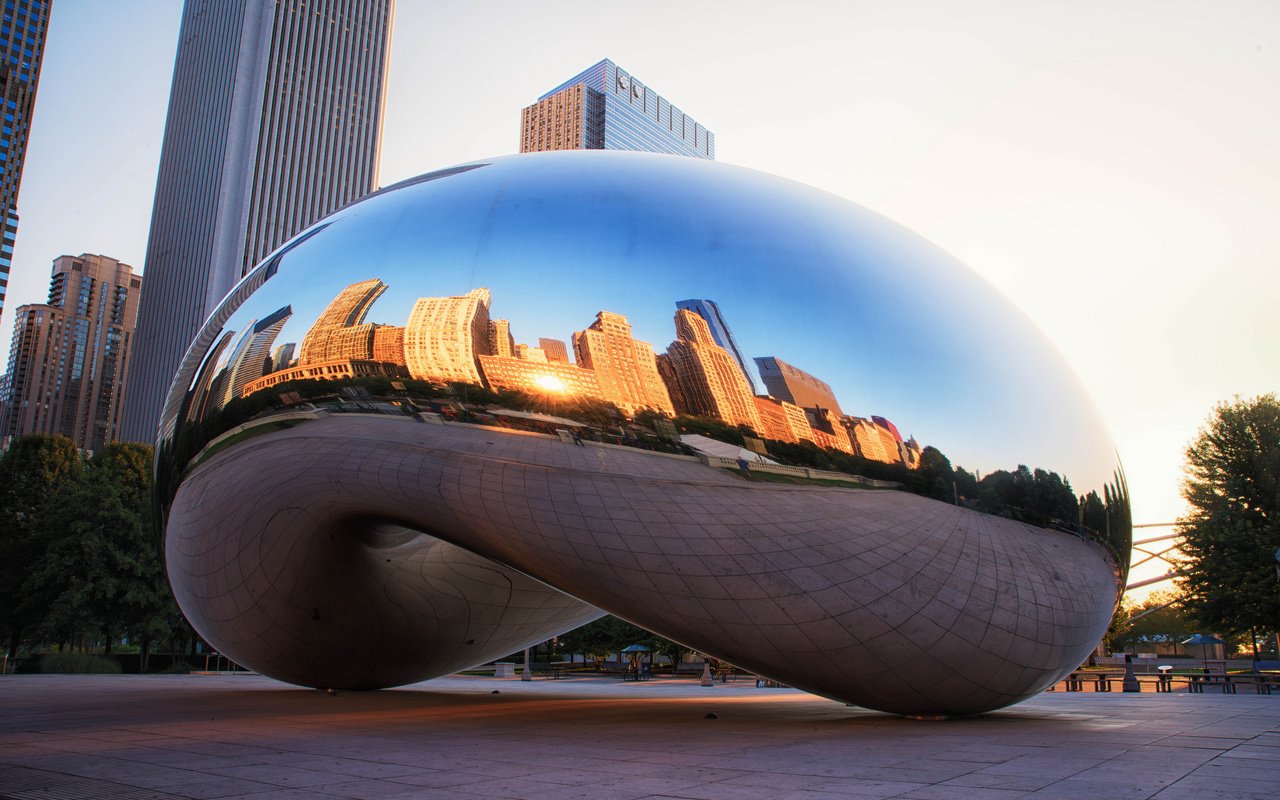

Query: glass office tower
left=520, top=59, right=714, bottom=159
left=0, top=0, right=50, bottom=323
left=121, top=0, right=394, bottom=444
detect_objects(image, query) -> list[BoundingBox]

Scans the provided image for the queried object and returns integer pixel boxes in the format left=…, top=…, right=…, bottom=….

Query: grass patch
left=195, top=419, right=301, bottom=465
left=40, top=653, right=122, bottom=674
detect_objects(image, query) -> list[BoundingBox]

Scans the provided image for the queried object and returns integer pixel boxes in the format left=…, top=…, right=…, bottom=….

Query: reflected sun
left=534, top=375, right=567, bottom=393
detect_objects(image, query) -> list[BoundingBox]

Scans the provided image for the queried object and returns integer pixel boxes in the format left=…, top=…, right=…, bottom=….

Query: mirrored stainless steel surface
left=156, top=151, right=1129, bottom=716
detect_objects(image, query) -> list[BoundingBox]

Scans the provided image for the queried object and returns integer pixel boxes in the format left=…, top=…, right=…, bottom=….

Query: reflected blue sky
left=204, top=151, right=1115, bottom=491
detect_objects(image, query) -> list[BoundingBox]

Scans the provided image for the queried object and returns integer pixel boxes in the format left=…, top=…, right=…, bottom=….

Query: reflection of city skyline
left=206, top=279, right=921, bottom=469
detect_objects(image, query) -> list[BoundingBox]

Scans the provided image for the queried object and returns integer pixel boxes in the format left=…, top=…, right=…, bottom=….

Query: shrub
left=157, top=661, right=193, bottom=674
left=39, top=653, right=122, bottom=674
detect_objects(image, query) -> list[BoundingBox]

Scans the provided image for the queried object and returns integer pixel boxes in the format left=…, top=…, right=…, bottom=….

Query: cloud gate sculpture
left=155, top=152, right=1129, bottom=716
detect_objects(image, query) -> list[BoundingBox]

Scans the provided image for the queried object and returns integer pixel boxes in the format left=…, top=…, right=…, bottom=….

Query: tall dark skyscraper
left=675, top=299, right=755, bottom=392
left=0, top=0, right=51, bottom=323
left=121, top=0, right=394, bottom=444
left=520, top=59, right=714, bottom=159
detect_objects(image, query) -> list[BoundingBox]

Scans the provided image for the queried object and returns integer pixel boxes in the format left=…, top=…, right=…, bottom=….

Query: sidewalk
left=0, top=673, right=1276, bottom=799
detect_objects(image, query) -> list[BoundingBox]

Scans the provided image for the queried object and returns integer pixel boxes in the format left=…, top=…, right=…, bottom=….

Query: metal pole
left=522, top=646, right=532, bottom=681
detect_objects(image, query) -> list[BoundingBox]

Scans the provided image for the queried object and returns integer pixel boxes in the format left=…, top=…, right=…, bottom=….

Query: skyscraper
left=664, top=309, right=762, bottom=432
left=0, top=1, right=51, bottom=322
left=0, top=254, right=142, bottom=451
left=675, top=299, right=754, bottom=391
left=754, top=356, right=844, bottom=416
left=404, top=288, right=492, bottom=385
left=219, top=305, right=291, bottom=405
left=121, top=0, right=394, bottom=444
left=520, top=59, right=714, bottom=159
left=298, top=278, right=388, bottom=364
left=572, top=310, right=673, bottom=416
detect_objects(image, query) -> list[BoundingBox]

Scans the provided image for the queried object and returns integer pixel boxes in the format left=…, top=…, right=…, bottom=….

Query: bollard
left=1122, top=654, right=1140, bottom=693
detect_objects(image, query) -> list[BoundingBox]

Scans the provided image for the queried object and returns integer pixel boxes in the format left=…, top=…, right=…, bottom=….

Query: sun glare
left=534, top=375, right=567, bottom=393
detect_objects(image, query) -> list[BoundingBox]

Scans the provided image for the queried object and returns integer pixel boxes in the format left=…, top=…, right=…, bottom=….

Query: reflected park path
left=0, top=673, right=1276, bottom=800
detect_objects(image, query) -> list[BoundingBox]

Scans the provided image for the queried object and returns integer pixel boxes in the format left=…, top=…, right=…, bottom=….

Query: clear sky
left=3, top=1, right=1277, bottom=591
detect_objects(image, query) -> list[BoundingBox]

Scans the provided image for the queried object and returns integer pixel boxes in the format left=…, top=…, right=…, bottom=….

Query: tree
left=1108, top=590, right=1196, bottom=654
left=916, top=446, right=955, bottom=502
left=24, top=443, right=181, bottom=664
left=1176, top=394, right=1280, bottom=650
left=0, top=435, right=83, bottom=657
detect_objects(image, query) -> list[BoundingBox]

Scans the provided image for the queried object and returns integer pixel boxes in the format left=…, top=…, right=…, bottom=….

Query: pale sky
left=4, top=1, right=1277, bottom=592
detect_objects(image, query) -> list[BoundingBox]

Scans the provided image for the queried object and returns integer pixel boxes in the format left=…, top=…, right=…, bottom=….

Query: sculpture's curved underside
left=157, top=152, right=1129, bottom=716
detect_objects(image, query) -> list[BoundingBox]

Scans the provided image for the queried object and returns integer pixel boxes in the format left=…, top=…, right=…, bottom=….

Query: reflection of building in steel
left=804, top=406, right=854, bottom=454
left=222, top=305, right=292, bottom=405
left=515, top=344, right=547, bottom=362
left=241, top=359, right=407, bottom=396
left=298, top=279, right=388, bottom=364
left=0, top=254, right=141, bottom=451
left=372, top=326, right=405, bottom=366
left=478, top=355, right=603, bottom=401
left=676, top=299, right=755, bottom=392
left=871, top=416, right=904, bottom=464
left=899, top=436, right=923, bottom=468
left=872, top=415, right=903, bottom=443
left=665, top=310, right=763, bottom=432
left=488, top=319, right=515, bottom=357
left=520, top=59, right=714, bottom=159
left=653, top=354, right=686, bottom=412
left=539, top=338, right=570, bottom=364
left=752, top=395, right=815, bottom=444
left=754, top=356, right=844, bottom=417
left=572, top=311, right=673, bottom=416
left=844, top=416, right=901, bottom=464
left=270, top=342, right=296, bottom=373
left=404, top=288, right=492, bottom=384
left=186, top=331, right=234, bottom=423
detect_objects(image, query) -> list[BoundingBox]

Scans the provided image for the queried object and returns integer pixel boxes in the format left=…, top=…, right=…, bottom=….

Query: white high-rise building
left=404, top=288, right=493, bottom=385
left=121, top=0, right=394, bottom=443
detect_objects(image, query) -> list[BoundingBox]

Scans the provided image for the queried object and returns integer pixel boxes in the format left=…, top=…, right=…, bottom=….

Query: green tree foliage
left=554, top=615, right=683, bottom=670
left=0, top=435, right=83, bottom=656
left=0, top=436, right=194, bottom=667
left=24, top=443, right=173, bottom=661
left=1176, top=394, right=1280, bottom=641
left=1107, top=590, right=1196, bottom=653
left=974, top=465, right=1077, bottom=529
left=916, top=446, right=955, bottom=502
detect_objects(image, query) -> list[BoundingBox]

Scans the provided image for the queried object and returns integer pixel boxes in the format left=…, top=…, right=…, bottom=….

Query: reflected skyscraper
left=520, top=59, right=714, bottom=159
left=0, top=254, right=141, bottom=451
left=752, top=395, right=814, bottom=445
left=299, top=278, right=388, bottom=365
left=121, top=0, right=394, bottom=444
left=572, top=311, right=673, bottom=416
left=538, top=338, right=570, bottom=365
left=675, top=299, right=754, bottom=392
left=0, top=1, right=50, bottom=322
left=754, top=356, right=844, bottom=416
left=221, top=305, right=291, bottom=405
left=665, top=309, right=762, bottom=432
left=405, top=288, right=492, bottom=384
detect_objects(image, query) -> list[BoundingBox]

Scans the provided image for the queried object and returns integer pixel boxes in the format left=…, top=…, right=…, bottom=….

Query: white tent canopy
left=679, top=434, right=778, bottom=464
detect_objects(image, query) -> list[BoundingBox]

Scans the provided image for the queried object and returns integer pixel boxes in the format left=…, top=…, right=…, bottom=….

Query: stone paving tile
left=0, top=674, right=1276, bottom=800
left=898, top=787, right=1032, bottom=799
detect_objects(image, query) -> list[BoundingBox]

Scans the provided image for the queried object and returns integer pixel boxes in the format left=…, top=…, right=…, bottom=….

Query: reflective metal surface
left=156, top=151, right=1130, bottom=716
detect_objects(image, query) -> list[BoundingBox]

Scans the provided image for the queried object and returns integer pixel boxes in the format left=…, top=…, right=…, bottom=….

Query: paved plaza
left=1, top=674, right=1277, bottom=800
